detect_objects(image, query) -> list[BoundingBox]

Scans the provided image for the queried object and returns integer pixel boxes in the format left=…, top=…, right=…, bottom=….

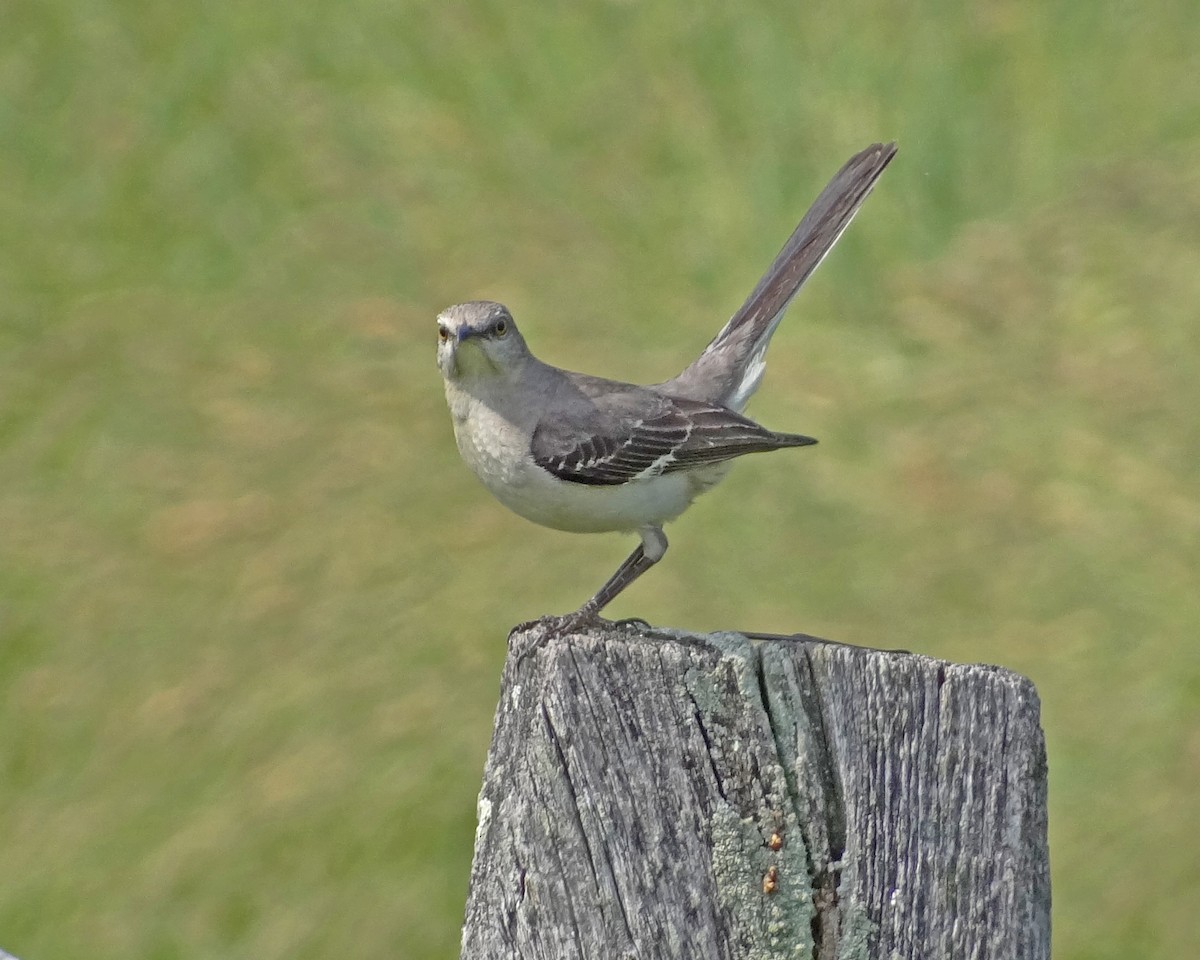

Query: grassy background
left=2, top=1, right=1199, bottom=957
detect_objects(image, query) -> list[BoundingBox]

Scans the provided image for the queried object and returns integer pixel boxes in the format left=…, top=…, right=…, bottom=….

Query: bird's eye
left=438, top=326, right=449, bottom=342
left=493, top=319, right=508, bottom=337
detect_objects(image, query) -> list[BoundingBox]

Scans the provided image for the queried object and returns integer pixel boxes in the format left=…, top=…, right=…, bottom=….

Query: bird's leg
left=574, top=526, right=668, bottom=621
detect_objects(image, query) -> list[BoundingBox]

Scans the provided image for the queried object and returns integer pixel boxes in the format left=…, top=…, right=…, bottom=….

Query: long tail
left=663, top=141, right=897, bottom=411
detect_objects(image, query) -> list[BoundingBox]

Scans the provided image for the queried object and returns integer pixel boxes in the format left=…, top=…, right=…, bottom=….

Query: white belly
left=486, top=458, right=697, bottom=533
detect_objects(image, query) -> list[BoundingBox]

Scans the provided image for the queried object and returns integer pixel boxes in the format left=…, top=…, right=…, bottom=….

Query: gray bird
left=437, top=142, right=896, bottom=622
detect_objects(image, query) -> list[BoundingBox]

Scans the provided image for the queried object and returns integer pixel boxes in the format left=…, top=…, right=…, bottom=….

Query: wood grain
left=461, top=620, right=1049, bottom=960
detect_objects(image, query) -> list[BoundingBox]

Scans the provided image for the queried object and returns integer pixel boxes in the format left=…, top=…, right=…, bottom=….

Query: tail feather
left=664, top=142, right=897, bottom=411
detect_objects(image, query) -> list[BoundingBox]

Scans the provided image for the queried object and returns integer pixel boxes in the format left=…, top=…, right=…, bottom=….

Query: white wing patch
left=631, top=417, right=692, bottom=480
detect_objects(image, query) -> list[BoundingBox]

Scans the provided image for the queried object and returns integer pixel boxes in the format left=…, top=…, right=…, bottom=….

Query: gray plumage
left=530, top=375, right=816, bottom=487
left=437, top=142, right=897, bottom=620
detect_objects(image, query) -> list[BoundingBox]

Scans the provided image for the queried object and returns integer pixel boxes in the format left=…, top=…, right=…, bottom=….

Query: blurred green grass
left=2, top=1, right=1199, bottom=957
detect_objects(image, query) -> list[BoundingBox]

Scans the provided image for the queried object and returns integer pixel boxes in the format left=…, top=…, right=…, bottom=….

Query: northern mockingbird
left=438, top=142, right=896, bottom=622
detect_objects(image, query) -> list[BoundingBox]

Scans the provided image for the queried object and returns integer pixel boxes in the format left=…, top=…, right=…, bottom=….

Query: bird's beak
left=437, top=328, right=460, bottom=379
left=440, top=327, right=484, bottom=380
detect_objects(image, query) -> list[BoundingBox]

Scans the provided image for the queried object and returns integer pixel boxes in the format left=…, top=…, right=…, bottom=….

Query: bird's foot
left=506, top=609, right=599, bottom=666
left=546, top=606, right=607, bottom=635
left=506, top=610, right=602, bottom=659
left=508, top=610, right=656, bottom=666
left=541, top=608, right=653, bottom=636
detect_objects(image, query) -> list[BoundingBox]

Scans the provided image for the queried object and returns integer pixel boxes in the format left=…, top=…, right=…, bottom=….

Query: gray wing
left=530, top=388, right=815, bottom=487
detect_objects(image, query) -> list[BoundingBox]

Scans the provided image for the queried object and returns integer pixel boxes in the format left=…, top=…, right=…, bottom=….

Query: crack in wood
left=540, top=700, right=601, bottom=888
left=687, top=689, right=731, bottom=804
left=756, top=644, right=847, bottom=960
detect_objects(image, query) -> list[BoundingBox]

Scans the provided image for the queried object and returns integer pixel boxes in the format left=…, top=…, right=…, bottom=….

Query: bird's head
left=436, top=301, right=530, bottom=381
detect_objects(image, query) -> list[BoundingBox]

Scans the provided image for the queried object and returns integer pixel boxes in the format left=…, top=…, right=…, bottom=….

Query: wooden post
left=461, top=620, right=1049, bottom=960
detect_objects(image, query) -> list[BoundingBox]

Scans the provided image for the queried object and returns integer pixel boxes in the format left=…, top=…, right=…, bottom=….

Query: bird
left=436, top=142, right=896, bottom=623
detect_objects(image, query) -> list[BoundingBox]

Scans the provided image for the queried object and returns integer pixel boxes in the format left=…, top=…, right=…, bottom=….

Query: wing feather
left=530, top=392, right=813, bottom=487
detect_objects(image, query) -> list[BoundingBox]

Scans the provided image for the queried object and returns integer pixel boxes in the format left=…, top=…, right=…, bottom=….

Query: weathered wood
left=461, top=620, right=1049, bottom=960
